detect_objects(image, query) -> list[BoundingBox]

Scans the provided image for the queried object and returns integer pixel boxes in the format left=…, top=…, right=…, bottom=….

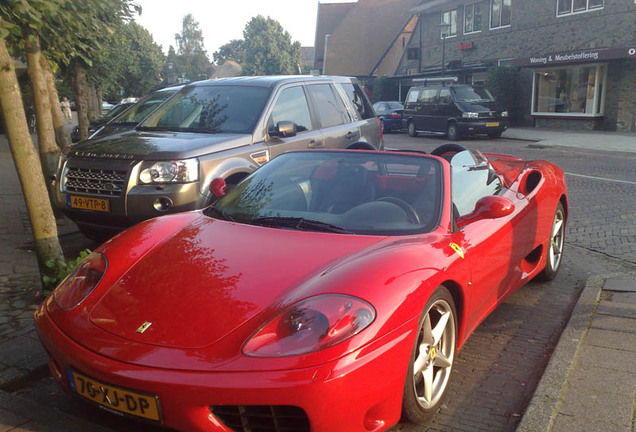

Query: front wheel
left=536, top=202, right=566, bottom=281
left=487, top=131, right=502, bottom=139
left=402, top=286, right=457, bottom=425
left=407, top=121, right=418, bottom=137
left=446, top=122, right=460, bottom=141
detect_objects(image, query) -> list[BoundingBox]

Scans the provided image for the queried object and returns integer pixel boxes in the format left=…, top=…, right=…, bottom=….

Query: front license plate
left=486, top=122, right=500, bottom=127
left=68, top=370, right=161, bottom=422
left=67, top=195, right=110, bottom=212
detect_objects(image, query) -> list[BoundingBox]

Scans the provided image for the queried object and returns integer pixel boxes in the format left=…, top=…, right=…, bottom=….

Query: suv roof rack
left=412, top=76, right=459, bottom=86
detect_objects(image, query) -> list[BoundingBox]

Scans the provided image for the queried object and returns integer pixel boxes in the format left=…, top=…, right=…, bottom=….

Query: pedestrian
left=61, top=97, right=72, bottom=124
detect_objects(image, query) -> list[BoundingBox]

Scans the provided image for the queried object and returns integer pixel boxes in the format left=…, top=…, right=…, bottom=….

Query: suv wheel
left=447, top=122, right=460, bottom=141
left=408, top=121, right=418, bottom=137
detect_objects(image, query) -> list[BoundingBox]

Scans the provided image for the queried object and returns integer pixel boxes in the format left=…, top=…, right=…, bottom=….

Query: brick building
left=392, top=0, right=636, bottom=131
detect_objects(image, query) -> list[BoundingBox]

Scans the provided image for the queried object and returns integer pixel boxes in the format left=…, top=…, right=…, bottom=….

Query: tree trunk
left=87, top=82, right=98, bottom=121
left=72, top=61, right=89, bottom=141
left=40, top=54, right=71, bottom=154
left=25, top=32, right=60, bottom=190
left=0, top=30, right=65, bottom=288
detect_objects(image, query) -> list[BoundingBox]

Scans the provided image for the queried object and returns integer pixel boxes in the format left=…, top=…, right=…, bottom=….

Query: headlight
left=242, top=295, right=376, bottom=357
left=139, top=158, right=199, bottom=184
left=501, top=111, right=509, bottom=117
left=53, top=252, right=107, bottom=311
left=462, top=112, right=479, bottom=119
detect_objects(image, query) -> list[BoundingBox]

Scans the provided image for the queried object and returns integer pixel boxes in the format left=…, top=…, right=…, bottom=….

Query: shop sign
left=458, top=41, right=474, bottom=51
left=512, top=47, right=636, bottom=67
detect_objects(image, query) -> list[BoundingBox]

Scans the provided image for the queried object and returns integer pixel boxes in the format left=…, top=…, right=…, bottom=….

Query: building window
left=532, top=64, right=606, bottom=116
left=490, top=0, right=511, bottom=29
left=440, top=9, right=457, bottom=38
left=464, top=3, right=483, bottom=34
left=557, top=0, right=604, bottom=16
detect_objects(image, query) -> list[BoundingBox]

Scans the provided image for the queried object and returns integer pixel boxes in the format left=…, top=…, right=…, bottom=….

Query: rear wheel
left=487, top=131, right=502, bottom=138
left=446, top=122, right=460, bottom=141
left=536, top=202, right=565, bottom=281
left=402, top=286, right=457, bottom=425
left=408, top=121, right=418, bottom=137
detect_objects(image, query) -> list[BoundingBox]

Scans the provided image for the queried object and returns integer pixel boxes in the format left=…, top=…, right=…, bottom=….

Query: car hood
left=89, top=218, right=384, bottom=349
left=455, top=100, right=504, bottom=113
left=69, top=130, right=253, bottom=160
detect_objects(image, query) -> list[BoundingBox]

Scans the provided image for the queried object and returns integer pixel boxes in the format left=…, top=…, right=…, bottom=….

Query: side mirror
left=210, top=178, right=227, bottom=199
left=456, top=195, right=514, bottom=228
left=269, top=121, right=297, bottom=138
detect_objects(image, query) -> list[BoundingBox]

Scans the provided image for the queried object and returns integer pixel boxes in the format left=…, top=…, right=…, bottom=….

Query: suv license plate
left=486, top=122, right=500, bottom=127
left=67, top=195, right=109, bottom=212
left=69, top=370, right=161, bottom=421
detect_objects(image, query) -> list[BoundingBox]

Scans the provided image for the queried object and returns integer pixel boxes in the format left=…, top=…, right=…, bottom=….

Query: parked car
left=101, top=101, right=115, bottom=113
left=89, top=85, right=183, bottom=140
left=373, top=101, right=404, bottom=132
left=54, top=75, right=382, bottom=240
left=403, top=82, right=508, bottom=140
left=71, top=102, right=136, bottom=142
left=36, top=145, right=567, bottom=432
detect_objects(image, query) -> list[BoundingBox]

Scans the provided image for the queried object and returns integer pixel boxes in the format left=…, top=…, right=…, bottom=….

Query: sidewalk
left=503, top=127, right=636, bottom=153
left=0, top=126, right=634, bottom=431
left=518, top=273, right=636, bottom=432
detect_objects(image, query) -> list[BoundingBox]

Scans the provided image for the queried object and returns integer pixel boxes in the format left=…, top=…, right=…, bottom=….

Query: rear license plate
left=486, top=122, right=500, bottom=127
left=67, top=195, right=110, bottom=212
left=68, top=370, right=161, bottom=422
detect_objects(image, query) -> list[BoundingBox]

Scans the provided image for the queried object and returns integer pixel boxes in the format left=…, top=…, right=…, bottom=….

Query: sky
left=133, top=0, right=353, bottom=56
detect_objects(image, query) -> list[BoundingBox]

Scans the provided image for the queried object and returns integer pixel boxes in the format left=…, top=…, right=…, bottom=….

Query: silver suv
left=54, top=75, right=383, bottom=240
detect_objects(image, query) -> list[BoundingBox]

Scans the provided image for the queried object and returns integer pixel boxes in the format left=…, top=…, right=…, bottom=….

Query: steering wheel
left=430, top=143, right=468, bottom=157
left=376, top=197, right=420, bottom=224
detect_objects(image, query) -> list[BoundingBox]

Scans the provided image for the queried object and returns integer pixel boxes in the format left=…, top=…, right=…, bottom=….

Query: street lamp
left=440, top=21, right=450, bottom=77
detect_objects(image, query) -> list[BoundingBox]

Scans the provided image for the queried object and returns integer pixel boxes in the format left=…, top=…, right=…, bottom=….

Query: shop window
left=464, top=3, right=483, bottom=34
left=532, top=64, right=606, bottom=116
left=557, top=0, right=603, bottom=16
left=490, top=0, right=511, bottom=29
left=440, top=9, right=457, bottom=38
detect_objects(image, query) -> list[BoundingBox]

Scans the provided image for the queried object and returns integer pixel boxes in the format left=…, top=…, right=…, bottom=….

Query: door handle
left=307, top=140, right=323, bottom=148
left=345, top=131, right=355, bottom=140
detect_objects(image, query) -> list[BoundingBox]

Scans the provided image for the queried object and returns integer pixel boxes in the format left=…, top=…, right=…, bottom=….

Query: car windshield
left=206, top=151, right=443, bottom=235
left=452, top=86, right=495, bottom=102
left=139, top=84, right=271, bottom=134
left=386, top=102, right=404, bottom=110
left=111, top=90, right=177, bottom=125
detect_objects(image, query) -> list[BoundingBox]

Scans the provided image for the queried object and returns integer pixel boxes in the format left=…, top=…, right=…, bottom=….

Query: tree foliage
left=213, top=39, right=246, bottom=65
left=173, top=13, right=210, bottom=82
left=242, top=15, right=301, bottom=76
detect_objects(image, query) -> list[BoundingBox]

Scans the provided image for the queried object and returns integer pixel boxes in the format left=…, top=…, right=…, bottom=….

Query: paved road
left=12, top=134, right=636, bottom=432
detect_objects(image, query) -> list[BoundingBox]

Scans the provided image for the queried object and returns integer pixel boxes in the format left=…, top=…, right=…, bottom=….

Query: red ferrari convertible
left=35, top=144, right=567, bottom=432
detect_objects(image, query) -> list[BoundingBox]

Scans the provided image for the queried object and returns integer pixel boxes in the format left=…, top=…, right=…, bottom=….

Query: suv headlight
left=462, top=112, right=479, bottom=119
left=139, top=158, right=199, bottom=184
left=501, top=111, right=509, bottom=117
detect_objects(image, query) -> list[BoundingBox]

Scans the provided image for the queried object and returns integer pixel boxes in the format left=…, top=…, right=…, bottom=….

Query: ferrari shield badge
left=450, top=243, right=465, bottom=259
left=136, top=321, right=152, bottom=333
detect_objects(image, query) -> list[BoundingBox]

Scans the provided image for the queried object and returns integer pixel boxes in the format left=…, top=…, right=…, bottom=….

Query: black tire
left=536, top=202, right=566, bottom=281
left=402, top=286, right=457, bottom=425
left=487, top=131, right=502, bottom=139
left=446, top=122, right=460, bottom=141
left=407, top=121, right=418, bottom=137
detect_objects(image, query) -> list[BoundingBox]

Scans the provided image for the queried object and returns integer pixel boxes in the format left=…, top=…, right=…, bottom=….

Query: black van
left=402, top=83, right=508, bottom=140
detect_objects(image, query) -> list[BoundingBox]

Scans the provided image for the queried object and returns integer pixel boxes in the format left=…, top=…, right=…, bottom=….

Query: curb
left=515, top=272, right=626, bottom=432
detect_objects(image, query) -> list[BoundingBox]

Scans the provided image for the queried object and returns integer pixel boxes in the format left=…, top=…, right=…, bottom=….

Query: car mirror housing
left=456, top=195, right=514, bottom=228
left=210, top=178, right=227, bottom=199
left=270, top=121, right=297, bottom=138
